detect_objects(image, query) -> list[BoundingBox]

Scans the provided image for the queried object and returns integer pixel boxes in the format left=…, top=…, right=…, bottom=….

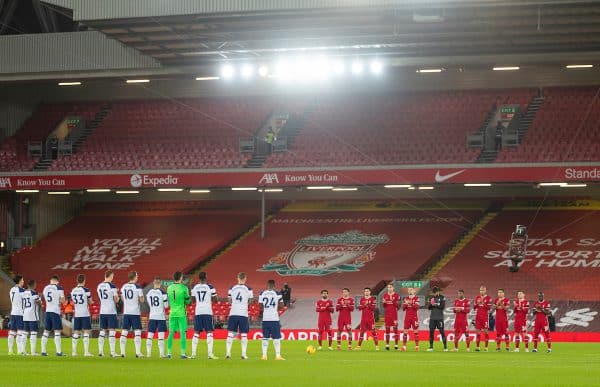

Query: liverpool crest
left=259, top=230, right=389, bottom=276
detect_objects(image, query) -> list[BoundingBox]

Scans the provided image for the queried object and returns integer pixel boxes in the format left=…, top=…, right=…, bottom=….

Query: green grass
left=2, top=339, right=599, bottom=386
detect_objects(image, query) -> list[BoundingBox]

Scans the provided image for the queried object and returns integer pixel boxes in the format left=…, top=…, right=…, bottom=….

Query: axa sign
left=0, top=177, right=11, bottom=188
left=259, top=173, right=279, bottom=185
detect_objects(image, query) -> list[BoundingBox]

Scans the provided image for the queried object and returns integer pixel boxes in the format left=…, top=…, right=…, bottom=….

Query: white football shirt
left=71, top=286, right=91, bottom=318
left=146, top=288, right=168, bottom=321
left=22, top=289, right=40, bottom=322
left=228, top=284, right=253, bottom=317
left=42, top=284, right=65, bottom=315
left=258, top=289, right=282, bottom=322
left=191, top=283, right=217, bottom=316
left=97, top=281, right=119, bottom=315
left=121, top=283, right=144, bottom=315
left=9, top=285, right=25, bottom=316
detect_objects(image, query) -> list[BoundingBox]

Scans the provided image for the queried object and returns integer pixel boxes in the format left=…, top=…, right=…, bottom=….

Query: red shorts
left=495, top=319, right=508, bottom=335
left=384, top=315, right=398, bottom=328
left=514, top=319, right=527, bottom=333
left=533, top=323, right=549, bottom=336
left=360, top=321, right=375, bottom=331
left=403, top=316, right=418, bottom=330
left=318, top=321, right=332, bottom=332
left=454, top=321, right=468, bottom=332
left=475, top=315, right=489, bottom=330
left=454, top=327, right=468, bottom=338
left=338, top=319, right=352, bottom=331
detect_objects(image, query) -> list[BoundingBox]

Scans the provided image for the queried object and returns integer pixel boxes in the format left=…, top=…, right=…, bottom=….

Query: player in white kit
left=191, top=271, right=218, bottom=359
left=41, top=275, right=66, bottom=356
left=226, top=272, right=253, bottom=360
left=8, top=275, right=25, bottom=355
left=120, top=271, right=145, bottom=357
left=258, top=280, right=285, bottom=360
left=97, top=270, right=120, bottom=357
left=71, top=274, right=94, bottom=356
left=146, top=277, right=168, bottom=358
left=22, top=279, right=42, bottom=355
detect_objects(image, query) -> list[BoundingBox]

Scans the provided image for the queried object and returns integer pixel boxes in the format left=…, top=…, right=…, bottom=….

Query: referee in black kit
left=427, top=286, right=448, bottom=351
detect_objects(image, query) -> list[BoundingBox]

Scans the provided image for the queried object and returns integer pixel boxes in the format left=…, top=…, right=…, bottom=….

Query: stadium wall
left=26, top=192, right=86, bottom=242
left=0, top=102, right=36, bottom=139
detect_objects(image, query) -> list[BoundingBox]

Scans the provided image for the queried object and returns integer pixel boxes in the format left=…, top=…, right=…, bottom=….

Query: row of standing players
left=7, top=270, right=286, bottom=360
left=316, top=285, right=552, bottom=353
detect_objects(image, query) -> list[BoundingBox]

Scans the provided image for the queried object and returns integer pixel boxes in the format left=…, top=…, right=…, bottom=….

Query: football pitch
left=1, top=339, right=599, bottom=386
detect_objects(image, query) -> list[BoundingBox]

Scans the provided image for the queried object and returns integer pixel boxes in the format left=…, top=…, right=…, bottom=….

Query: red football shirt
left=358, top=296, right=377, bottom=324
left=402, top=295, right=419, bottom=319
left=383, top=292, right=400, bottom=319
left=493, top=297, right=510, bottom=323
left=453, top=298, right=470, bottom=326
left=336, top=297, right=355, bottom=323
left=316, top=299, right=334, bottom=325
left=533, top=300, right=551, bottom=325
left=474, top=295, right=492, bottom=319
left=513, top=299, right=530, bottom=323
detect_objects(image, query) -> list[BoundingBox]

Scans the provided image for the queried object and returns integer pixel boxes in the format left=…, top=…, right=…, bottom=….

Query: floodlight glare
left=241, top=64, right=254, bottom=79
left=221, top=64, right=235, bottom=79
left=370, top=61, right=383, bottom=74
left=351, top=61, right=364, bottom=75
left=258, top=65, right=269, bottom=77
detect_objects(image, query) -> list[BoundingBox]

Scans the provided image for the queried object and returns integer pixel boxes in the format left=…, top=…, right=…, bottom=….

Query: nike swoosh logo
left=435, top=169, right=466, bottom=183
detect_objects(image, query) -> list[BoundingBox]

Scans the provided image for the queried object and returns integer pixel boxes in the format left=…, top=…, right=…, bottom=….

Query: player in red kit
left=382, top=283, right=400, bottom=350
left=473, top=285, right=492, bottom=351
left=401, top=287, right=420, bottom=352
left=336, top=288, right=354, bottom=350
left=493, top=288, right=510, bottom=352
left=513, top=290, right=530, bottom=352
left=316, top=290, right=334, bottom=351
left=532, top=291, right=552, bottom=353
left=355, top=288, right=379, bottom=350
left=451, top=289, right=471, bottom=351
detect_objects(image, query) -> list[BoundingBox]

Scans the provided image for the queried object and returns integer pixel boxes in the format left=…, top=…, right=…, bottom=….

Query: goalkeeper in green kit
left=167, top=271, right=191, bottom=359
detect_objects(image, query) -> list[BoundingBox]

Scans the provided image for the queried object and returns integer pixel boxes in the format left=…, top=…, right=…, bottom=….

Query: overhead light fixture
left=560, top=183, right=587, bottom=188
left=86, top=189, right=111, bottom=193
left=16, top=189, right=39, bottom=193
left=418, top=186, right=435, bottom=190
left=58, top=82, right=81, bottom=86
left=258, top=188, right=283, bottom=192
left=464, top=183, right=492, bottom=187
left=157, top=188, right=184, bottom=192
left=47, top=191, right=71, bottom=195
left=351, top=61, right=364, bottom=75
left=306, top=186, right=334, bottom=190
left=370, top=61, right=383, bottom=75
left=231, top=187, right=257, bottom=191
left=332, top=187, right=358, bottom=191
left=115, top=190, right=139, bottom=194
left=221, top=64, right=235, bottom=79
left=240, top=64, right=254, bottom=79
left=407, top=186, right=416, bottom=190
left=189, top=189, right=210, bottom=193
left=538, top=182, right=565, bottom=187
left=493, top=66, right=520, bottom=71
left=416, top=68, right=443, bottom=73
left=258, top=65, right=269, bottom=77
left=384, top=184, right=412, bottom=188
left=565, top=64, right=593, bottom=69
left=126, top=79, right=150, bottom=83
left=195, top=76, right=220, bottom=81
left=332, top=61, right=345, bottom=75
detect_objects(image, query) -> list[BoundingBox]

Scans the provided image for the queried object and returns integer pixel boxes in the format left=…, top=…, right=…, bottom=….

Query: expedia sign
left=130, top=174, right=179, bottom=188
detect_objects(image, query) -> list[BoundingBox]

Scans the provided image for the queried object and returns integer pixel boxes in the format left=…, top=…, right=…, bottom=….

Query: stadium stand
left=48, top=98, right=274, bottom=171
left=263, top=89, right=535, bottom=167
left=10, top=201, right=264, bottom=290
left=496, top=86, right=600, bottom=163
left=435, top=205, right=600, bottom=302
left=203, top=206, right=484, bottom=298
left=0, top=103, right=103, bottom=171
